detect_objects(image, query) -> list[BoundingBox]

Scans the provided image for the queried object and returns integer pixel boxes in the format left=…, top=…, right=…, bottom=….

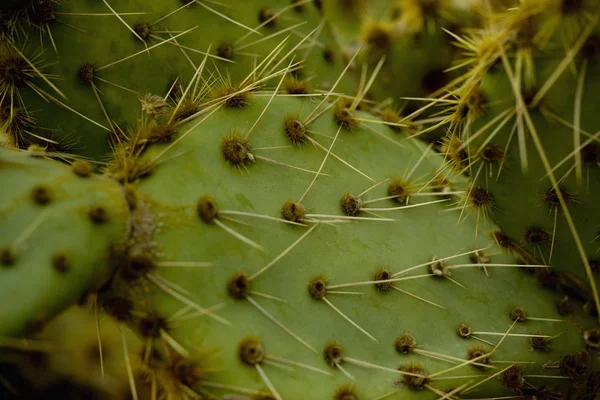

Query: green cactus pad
left=100, top=85, right=599, bottom=399
left=0, top=148, right=128, bottom=336
left=425, top=1, right=600, bottom=315
left=0, top=0, right=356, bottom=160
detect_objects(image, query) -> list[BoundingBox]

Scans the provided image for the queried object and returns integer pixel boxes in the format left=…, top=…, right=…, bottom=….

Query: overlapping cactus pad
left=0, top=1, right=599, bottom=400
left=0, top=147, right=128, bottom=336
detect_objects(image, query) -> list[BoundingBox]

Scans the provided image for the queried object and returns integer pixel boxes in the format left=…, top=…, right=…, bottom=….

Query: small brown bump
left=1, top=247, right=16, bottom=267
left=133, top=21, right=152, bottom=41
left=284, top=76, right=308, bottom=94
left=334, top=99, right=359, bottom=130
left=559, top=351, right=588, bottom=377
left=543, top=187, right=575, bottom=207
left=395, top=333, right=416, bottom=354
left=525, top=227, right=551, bottom=246
left=429, top=256, right=451, bottom=278
left=341, top=193, right=363, bottom=216
left=139, top=314, right=168, bottom=338
left=281, top=200, right=305, bottom=222
left=78, top=62, right=96, bottom=86
left=324, top=342, right=343, bottom=366
left=212, top=84, right=250, bottom=108
left=228, top=272, right=250, bottom=299
left=309, top=275, right=328, bottom=300
left=221, top=133, right=253, bottom=167
left=239, top=337, right=264, bottom=365
left=581, top=143, right=599, bottom=164
left=584, top=329, right=600, bottom=349
left=258, top=7, right=276, bottom=27
left=373, top=267, right=392, bottom=293
left=334, top=385, right=358, bottom=400
left=52, top=251, right=70, bottom=273
left=197, top=195, right=219, bottom=224
left=323, top=47, right=335, bottom=64
left=388, top=179, right=411, bottom=204
left=468, top=187, right=493, bottom=209
left=32, top=184, right=52, bottom=205
left=217, top=42, right=234, bottom=60
left=169, top=356, right=204, bottom=387
left=399, top=362, right=428, bottom=390
left=502, top=365, right=525, bottom=393
left=480, top=144, right=504, bottom=163
left=71, top=160, right=93, bottom=177
left=283, top=114, right=307, bottom=145
left=467, top=346, right=490, bottom=370
left=362, top=23, right=392, bottom=55
left=530, top=331, right=551, bottom=352
left=456, top=323, right=472, bottom=338
left=88, top=205, right=108, bottom=224
left=509, top=307, right=527, bottom=322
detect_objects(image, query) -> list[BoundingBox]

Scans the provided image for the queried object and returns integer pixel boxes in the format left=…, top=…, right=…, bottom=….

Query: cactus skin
left=96, top=86, right=599, bottom=399
left=427, top=2, right=600, bottom=314
left=5, top=303, right=143, bottom=400
left=0, top=0, right=355, bottom=160
left=0, top=1, right=598, bottom=399
left=0, top=148, right=128, bottom=336
left=318, top=1, right=473, bottom=110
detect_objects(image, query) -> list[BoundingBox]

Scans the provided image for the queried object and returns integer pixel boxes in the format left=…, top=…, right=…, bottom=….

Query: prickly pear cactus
left=0, top=0, right=355, bottom=160
left=0, top=147, right=128, bottom=336
left=1, top=2, right=599, bottom=399
left=318, top=0, right=476, bottom=114
left=426, top=1, right=600, bottom=316
left=97, top=78, right=599, bottom=399
left=5, top=303, right=143, bottom=400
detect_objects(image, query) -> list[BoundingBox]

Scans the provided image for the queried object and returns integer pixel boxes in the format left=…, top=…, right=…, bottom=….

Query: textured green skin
left=0, top=148, right=128, bottom=336
left=11, top=304, right=142, bottom=400
left=320, top=0, right=464, bottom=108
left=2, top=0, right=356, bottom=160
left=456, top=12, right=600, bottom=304
left=103, top=94, right=599, bottom=399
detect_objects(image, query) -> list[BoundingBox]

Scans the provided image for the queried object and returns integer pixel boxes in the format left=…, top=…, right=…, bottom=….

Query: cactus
left=0, top=1, right=598, bottom=399
left=95, top=80, right=598, bottom=399
left=317, top=0, right=479, bottom=123
left=0, top=147, right=128, bottom=336
left=424, top=0, right=600, bottom=315
left=0, top=0, right=355, bottom=160
left=4, top=303, right=143, bottom=399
